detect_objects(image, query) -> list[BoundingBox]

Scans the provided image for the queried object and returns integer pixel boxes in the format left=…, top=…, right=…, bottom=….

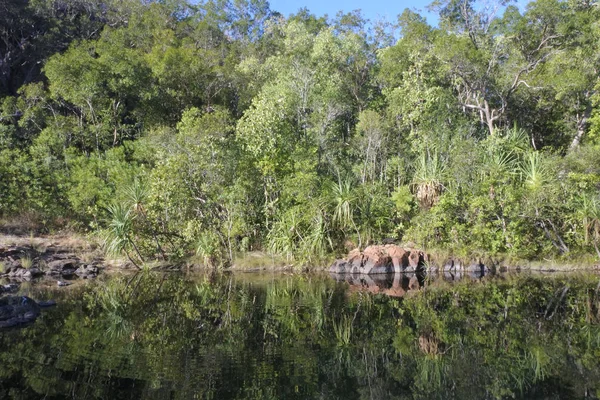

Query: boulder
left=28, top=267, right=43, bottom=277
left=0, top=296, right=55, bottom=329
left=442, top=259, right=455, bottom=272
left=405, top=250, right=425, bottom=272
left=329, top=259, right=349, bottom=274
left=75, top=265, right=99, bottom=277
left=46, top=253, right=78, bottom=261
left=47, top=258, right=79, bottom=275
left=331, top=245, right=433, bottom=275
left=361, top=246, right=393, bottom=274
left=347, top=248, right=363, bottom=273
left=384, top=245, right=408, bottom=272
left=0, top=284, right=19, bottom=294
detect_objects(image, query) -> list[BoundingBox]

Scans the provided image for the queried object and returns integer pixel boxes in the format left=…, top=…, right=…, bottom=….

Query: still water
left=1, top=271, right=600, bottom=399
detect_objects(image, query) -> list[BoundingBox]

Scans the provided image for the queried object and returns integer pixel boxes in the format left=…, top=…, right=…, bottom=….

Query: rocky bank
left=330, top=244, right=490, bottom=275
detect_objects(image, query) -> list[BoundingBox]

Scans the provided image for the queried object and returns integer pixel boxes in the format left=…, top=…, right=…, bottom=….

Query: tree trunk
left=569, top=103, right=591, bottom=151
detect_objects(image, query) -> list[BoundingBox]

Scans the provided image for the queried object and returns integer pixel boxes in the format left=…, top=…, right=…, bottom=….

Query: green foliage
left=1, top=0, right=599, bottom=263
left=196, top=230, right=225, bottom=268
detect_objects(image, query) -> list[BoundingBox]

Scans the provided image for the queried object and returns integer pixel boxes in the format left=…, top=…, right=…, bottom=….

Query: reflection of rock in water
left=332, top=270, right=488, bottom=297
left=330, top=272, right=426, bottom=297
left=442, top=270, right=487, bottom=281
left=0, top=296, right=56, bottom=329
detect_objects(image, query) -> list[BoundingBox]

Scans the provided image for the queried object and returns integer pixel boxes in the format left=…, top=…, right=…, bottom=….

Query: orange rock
left=384, top=245, right=408, bottom=270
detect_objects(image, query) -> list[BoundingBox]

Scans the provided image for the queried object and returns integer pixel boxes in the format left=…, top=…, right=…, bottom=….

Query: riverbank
left=1, top=234, right=599, bottom=283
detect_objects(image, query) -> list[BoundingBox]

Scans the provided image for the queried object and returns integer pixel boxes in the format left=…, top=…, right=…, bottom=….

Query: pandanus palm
left=412, top=152, right=445, bottom=209
left=578, top=194, right=600, bottom=258
left=124, top=179, right=166, bottom=260
left=331, top=179, right=362, bottom=249
left=104, top=203, right=144, bottom=269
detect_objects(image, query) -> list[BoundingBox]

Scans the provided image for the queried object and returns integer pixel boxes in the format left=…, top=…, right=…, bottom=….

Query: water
left=1, top=271, right=600, bottom=399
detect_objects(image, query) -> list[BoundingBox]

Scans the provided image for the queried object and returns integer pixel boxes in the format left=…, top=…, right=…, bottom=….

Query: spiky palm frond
left=299, top=213, right=332, bottom=263
left=481, top=147, right=518, bottom=182
left=267, top=210, right=300, bottom=261
left=124, top=179, right=149, bottom=214
left=196, top=231, right=222, bottom=267
left=522, top=152, right=551, bottom=193
left=502, top=125, right=529, bottom=152
left=331, top=179, right=357, bottom=229
left=412, top=152, right=445, bottom=209
left=578, top=194, right=600, bottom=246
left=104, top=203, right=135, bottom=256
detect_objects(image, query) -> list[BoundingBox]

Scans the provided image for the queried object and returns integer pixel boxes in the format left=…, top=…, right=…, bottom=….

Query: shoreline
left=1, top=234, right=599, bottom=282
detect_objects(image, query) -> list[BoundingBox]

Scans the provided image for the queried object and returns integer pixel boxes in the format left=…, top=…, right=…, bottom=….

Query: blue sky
left=268, top=0, right=439, bottom=25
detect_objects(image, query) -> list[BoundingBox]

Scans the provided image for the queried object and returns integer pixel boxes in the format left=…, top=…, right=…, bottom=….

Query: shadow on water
left=1, top=271, right=600, bottom=399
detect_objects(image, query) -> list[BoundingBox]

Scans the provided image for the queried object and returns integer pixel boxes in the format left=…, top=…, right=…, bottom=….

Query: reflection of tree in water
left=1, top=273, right=600, bottom=399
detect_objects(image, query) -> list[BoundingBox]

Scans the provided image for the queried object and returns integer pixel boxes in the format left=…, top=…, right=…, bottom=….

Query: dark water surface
left=1, top=271, right=600, bottom=399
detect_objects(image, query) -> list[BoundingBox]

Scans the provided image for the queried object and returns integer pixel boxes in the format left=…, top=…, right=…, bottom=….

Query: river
left=1, top=271, right=599, bottom=399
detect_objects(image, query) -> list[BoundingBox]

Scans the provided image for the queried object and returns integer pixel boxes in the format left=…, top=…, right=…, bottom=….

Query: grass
left=0, top=261, right=5, bottom=274
left=231, top=251, right=290, bottom=271
left=333, top=315, right=353, bottom=346
left=20, top=256, right=33, bottom=269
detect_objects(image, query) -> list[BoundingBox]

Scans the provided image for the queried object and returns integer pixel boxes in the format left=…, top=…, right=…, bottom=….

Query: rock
left=57, top=281, right=72, bottom=287
left=47, top=258, right=79, bottom=270
left=0, top=284, right=19, bottom=294
left=329, top=259, right=348, bottom=273
left=38, top=300, right=56, bottom=308
left=361, top=246, right=393, bottom=274
left=75, top=265, right=99, bottom=277
left=385, top=245, right=408, bottom=273
left=331, top=245, right=433, bottom=275
left=0, top=296, right=41, bottom=329
left=346, top=248, right=363, bottom=273
left=8, top=267, right=28, bottom=278
left=442, top=259, right=455, bottom=272
left=366, top=261, right=393, bottom=275
left=0, top=296, right=55, bottom=329
left=466, top=262, right=484, bottom=273
left=406, top=250, right=424, bottom=272
left=47, top=259, right=79, bottom=276
left=45, top=253, right=78, bottom=260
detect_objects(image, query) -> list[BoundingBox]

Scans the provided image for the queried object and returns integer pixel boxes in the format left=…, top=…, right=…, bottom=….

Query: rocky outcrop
left=442, top=258, right=490, bottom=275
left=0, top=296, right=56, bottom=329
left=330, top=245, right=428, bottom=274
left=0, top=243, right=102, bottom=280
left=330, top=246, right=495, bottom=276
